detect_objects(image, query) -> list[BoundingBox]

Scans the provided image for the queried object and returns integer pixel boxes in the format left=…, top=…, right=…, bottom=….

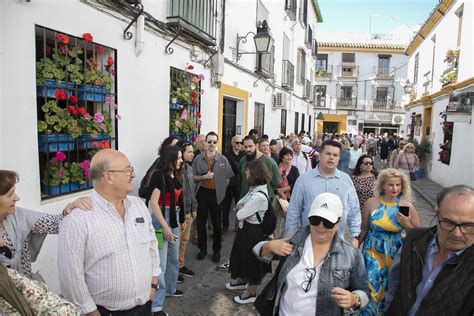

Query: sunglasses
left=207, top=140, right=218, bottom=145
left=235, top=141, right=243, bottom=145
left=309, top=216, right=338, bottom=229
left=362, top=161, right=373, bottom=166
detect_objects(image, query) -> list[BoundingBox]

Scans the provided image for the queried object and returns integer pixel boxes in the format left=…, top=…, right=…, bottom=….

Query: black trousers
left=197, top=187, right=221, bottom=252
left=97, top=301, right=152, bottom=316
left=220, top=184, right=240, bottom=229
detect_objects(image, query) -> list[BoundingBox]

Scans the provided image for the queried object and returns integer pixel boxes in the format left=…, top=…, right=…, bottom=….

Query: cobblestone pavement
left=163, top=158, right=441, bottom=315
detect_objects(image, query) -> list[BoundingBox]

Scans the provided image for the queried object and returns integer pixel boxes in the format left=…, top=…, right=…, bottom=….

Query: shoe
left=179, top=266, right=195, bottom=277
left=217, top=259, right=230, bottom=271
left=153, top=311, right=168, bottom=316
left=176, top=275, right=184, bottom=284
left=197, top=249, right=207, bottom=260
left=234, top=291, right=256, bottom=304
left=212, top=251, right=220, bottom=263
left=166, top=289, right=184, bottom=297
left=225, top=280, right=247, bottom=291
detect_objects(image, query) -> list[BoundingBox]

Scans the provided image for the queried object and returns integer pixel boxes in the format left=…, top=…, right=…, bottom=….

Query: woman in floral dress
left=352, top=155, right=377, bottom=211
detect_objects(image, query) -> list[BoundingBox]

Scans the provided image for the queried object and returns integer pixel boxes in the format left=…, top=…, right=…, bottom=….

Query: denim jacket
left=254, top=226, right=370, bottom=315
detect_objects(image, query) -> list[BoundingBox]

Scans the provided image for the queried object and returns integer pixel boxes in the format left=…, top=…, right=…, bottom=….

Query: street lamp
left=404, top=79, right=413, bottom=94
left=236, top=20, right=274, bottom=62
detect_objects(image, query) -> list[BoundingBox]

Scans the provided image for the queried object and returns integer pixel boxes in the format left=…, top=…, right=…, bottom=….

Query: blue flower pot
left=43, top=183, right=71, bottom=196
left=38, top=134, right=75, bottom=153
left=79, top=133, right=110, bottom=149
left=77, top=84, right=108, bottom=102
left=416, top=168, right=425, bottom=179
left=36, top=79, right=74, bottom=98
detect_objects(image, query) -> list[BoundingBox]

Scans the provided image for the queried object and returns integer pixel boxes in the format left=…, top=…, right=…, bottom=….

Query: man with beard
left=239, top=136, right=280, bottom=200
left=283, top=140, right=361, bottom=248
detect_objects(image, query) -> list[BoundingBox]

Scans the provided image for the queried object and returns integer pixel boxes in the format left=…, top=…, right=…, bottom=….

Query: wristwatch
left=352, top=293, right=361, bottom=309
left=151, top=283, right=158, bottom=290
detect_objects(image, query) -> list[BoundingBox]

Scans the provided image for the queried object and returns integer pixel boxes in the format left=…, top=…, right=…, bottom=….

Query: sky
left=316, top=0, right=438, bottom=34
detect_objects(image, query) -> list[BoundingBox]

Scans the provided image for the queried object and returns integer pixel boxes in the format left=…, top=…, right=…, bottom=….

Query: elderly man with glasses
left=385, top=185, right=474, bottom=315
left=58, top=149, right=161, bottom=316
left=253, top=192, right=369, bottom=315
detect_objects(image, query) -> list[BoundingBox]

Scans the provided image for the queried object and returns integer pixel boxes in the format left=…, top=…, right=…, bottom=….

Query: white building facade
left=0, top=0, right=323, bottom=291
left=403, top=0, right=473, bottom=187
left=313, top=34, right=409, bottom=136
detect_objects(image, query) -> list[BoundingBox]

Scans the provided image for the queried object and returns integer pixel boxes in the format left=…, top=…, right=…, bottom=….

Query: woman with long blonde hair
left=358, top=168, right=420, bottom=315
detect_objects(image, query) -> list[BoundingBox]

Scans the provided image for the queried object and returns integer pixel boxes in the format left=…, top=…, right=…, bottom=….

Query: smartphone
left=399, top=206, right=410, bottom=217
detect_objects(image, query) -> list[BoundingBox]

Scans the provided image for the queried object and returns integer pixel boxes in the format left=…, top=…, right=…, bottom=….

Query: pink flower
left=115, top=114, right=122, bottom=120
left=180, top=109, right=188, bottom=120
left=175, top=120, right=181, bottom=127
left=55, top=151, right=66, bottom=162
left=106, top=95, right=114, bottom=105
left=56, top=168, right=65, bottom=178
left=94, top=112, right=104, bottom=123
left=192, top=77, right=199, bottom=84
left=198, top=74, right=205, bottom=80
left=83, top=113, right=91, bottom=121
left=99, top=123, right=106, bottom=130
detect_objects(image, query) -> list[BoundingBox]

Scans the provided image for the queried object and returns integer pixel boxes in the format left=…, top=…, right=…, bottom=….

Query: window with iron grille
left=298, top=0, right=308, bottom=26
left=301, top=113, right=305, bottom=132
left=254, top=102, right=265, bottom=135
left=316, top=54, right=328, bottom=71
left=342, top=53, right=355, bottom=63
left=294, top=111, right=299, bottom=134
left=35, top=25, right=118, bottom=199
left=308, top=115, right=312, bottom=133
left=281, top=109, right=287, bottom=135
left=296, top=49, right=306, bottom=84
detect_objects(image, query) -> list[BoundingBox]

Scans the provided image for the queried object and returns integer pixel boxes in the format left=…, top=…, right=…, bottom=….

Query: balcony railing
left=303, top=79, right=311, bottom=99
left=372, top=98, right=394, bottom=111
left=315, top=65, right=333, bottom=78
left=336, top=97, right=357, bottom=109
left=281, top=60, right=295, bottom=90
left=338, top=65, right=358, bottom=78
left=167, top=0, right=217, bottom=46
left=374, top=66, right=395, bottom=79
left=305, top=25, right=312, bottom=49
left=311, top=39, right=318, bottom=57
left=314, top=96, right=327, bottom=108
left=284, top=0, right=297, bottom=21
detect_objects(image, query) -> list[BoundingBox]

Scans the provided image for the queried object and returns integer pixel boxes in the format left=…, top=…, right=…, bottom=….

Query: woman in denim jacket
left=253, top=192, right=370, bottom=315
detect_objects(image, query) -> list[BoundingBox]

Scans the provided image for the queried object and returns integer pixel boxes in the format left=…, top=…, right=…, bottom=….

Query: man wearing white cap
left=253, top=192, right=369, bottom=315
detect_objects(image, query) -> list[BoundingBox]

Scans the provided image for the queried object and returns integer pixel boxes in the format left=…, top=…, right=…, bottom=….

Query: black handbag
left=254, top=256, right=288, bottom=316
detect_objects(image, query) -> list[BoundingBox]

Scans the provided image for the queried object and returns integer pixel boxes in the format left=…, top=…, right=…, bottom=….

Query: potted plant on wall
left=80, top=57, right=113, bottom=102
left=69, top=160, right=91, bottom=190
left=42, top=151, right=72, bottom=196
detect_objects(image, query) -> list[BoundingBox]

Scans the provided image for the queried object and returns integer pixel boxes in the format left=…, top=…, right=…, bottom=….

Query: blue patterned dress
left=361, top=197, right=403, bottom=316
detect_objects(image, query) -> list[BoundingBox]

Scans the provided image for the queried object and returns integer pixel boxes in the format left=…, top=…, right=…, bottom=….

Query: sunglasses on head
left=207, top=140, right=218, bottom=144
left=309, top=216, right=339, bottom=229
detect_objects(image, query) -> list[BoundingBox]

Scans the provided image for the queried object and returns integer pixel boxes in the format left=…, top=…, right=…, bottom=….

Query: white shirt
left=280, top=236, right=321, bottom=316
left=58, top=191, right=161, bottom=314
left=348, top=148, right=363, bottom=169
left=292, top=151, right=311, bottom=175
left=235, top=185, right=268, bottom=228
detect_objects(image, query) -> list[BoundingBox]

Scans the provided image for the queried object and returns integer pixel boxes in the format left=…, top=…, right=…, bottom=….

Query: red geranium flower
left=77, top=107, right=87, bottom=116
left=55, top=33, right=70, bottom=45
left=191, top=91, right=198, bottom=98
left=68, top=95, right=78, bottom=104
left=55, top=89, right=67, bottom=100
left=100, top=140, right=110, bottom=149
left=95, top=45, right=105, bottom=55
left=82, top=33, right=93, bottom=43
left=106, top=56, right=114, bottom=67
left=191, top=99, right=197, bottom=105
left=187, top=65, right=194, bottom=70
left=92, top=141, right=100, bottom=148
left=67, top=106, right=78, bottom=115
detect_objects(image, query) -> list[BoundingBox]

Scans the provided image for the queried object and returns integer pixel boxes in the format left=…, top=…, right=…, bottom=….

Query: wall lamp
left=404, top=79, right=413, bottom=94
left=236, top=20, right=274, bottom=62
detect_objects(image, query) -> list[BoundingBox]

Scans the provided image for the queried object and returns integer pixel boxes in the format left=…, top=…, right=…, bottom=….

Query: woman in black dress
left=380, top=137, right=389, bottom=166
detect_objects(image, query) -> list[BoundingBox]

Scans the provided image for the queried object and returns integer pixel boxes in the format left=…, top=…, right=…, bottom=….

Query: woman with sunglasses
left=351, top=155, right=378, bottom=212
left=275, top=148, right=299, bottom=202
left=358, top=168, right=420, bottom=315
left=253, top=193, right=370, bottom=315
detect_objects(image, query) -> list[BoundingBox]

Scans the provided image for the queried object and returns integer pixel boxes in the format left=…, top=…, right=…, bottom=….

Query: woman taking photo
left=254, top=193, right=369, bottom=315
left=0, top=170, right=89, bottom=277
left=275, top=148, right=299, bottom=201
left=394, top=143, right=420, bottom=179
left=351, top=155, right=377, bottom=211
left=226, top=160, right=272, bottom=304
left=147, top=145, right=185, bottom=314
left=358, top=168, right=420, bottom=315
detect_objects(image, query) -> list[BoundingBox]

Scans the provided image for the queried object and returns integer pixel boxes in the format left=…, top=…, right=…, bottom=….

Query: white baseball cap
left=308, top=193, right=343, bottom=223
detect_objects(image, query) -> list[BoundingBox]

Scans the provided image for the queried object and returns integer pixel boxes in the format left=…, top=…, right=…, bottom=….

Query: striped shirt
left=58, top=190, right=161, bottom=314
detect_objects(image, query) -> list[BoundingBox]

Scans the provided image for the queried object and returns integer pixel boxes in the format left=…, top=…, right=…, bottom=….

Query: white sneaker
left=234, top=291, right=256, bottom=304
left=225, top=281, right=247, bottom=291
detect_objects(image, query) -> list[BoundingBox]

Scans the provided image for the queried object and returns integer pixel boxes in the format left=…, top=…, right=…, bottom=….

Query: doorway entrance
left=323, top=122, right=339, bottom=134
left=222, top=98, right=237, bottom=153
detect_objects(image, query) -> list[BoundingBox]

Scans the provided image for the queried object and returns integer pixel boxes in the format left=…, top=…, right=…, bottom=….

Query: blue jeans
left=151, top=209, right=180, bottom=312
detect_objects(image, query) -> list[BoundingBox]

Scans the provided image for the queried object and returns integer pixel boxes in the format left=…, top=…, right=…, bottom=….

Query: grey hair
left=89, top=160, right=111, bottom=182
left=436, top=185, right=474, bottom=207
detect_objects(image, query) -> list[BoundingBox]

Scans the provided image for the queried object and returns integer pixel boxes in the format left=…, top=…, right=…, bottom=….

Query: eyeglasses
left=301, top=267, right=317, bottom=293
left=106, top=166, right=135, bottom=176
left=235, top=141, right=243, bottom=145
left=207, top=140, right=218, bottom=145
left=362, top=161, right=373, bottom=166
left=438, top=216, right=474, bottom=235
left=309, top=216, right=338, bottom=229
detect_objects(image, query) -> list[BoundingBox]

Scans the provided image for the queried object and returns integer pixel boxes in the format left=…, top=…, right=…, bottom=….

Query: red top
left=158, top=189, right=182, bottom=207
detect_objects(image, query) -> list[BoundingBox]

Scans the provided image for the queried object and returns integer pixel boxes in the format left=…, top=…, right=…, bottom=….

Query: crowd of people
left=0, top=128, right=473, bottom=315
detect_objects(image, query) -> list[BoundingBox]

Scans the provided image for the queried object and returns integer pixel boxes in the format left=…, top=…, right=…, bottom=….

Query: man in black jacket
left=385, top=185, right=474, bottom=316
left=221, top=135, right=244, bottom=234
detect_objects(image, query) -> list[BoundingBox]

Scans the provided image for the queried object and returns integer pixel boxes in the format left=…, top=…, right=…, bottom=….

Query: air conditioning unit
left=391, top=114, right=405, bottom=125
left=273, top=92, right=288, bottom=109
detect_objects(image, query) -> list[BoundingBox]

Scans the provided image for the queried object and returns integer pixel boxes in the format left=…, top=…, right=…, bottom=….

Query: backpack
left=255, top=191, right=277, bottom=238
left=368, top=139, right=376, bottom=149
left=138, top=157, right=161, bottom=203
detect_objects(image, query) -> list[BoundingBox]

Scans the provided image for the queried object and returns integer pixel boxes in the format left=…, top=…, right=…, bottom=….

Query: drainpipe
left=219, top=0, right=225, bottom=53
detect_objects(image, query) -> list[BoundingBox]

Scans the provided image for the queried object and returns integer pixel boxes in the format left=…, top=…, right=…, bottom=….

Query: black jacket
left=224, top=149, right=244, bottom=187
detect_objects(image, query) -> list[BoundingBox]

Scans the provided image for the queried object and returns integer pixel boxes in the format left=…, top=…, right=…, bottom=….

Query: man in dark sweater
left=385, top=185, right=474, bottom=316
left=221, top=135, right=244, bottom=234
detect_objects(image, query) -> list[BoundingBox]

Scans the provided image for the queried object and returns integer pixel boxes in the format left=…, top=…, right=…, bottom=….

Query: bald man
left=59, top=150, right=160, bottom=316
